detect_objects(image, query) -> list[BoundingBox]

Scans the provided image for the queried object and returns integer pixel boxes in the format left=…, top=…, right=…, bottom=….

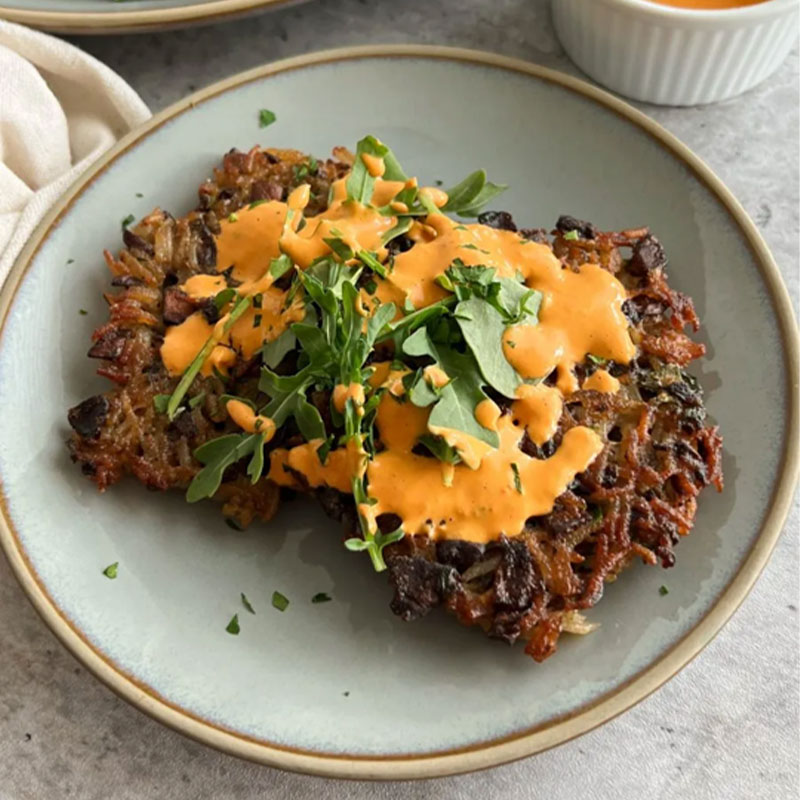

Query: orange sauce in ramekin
left=645, top=0, right=768, bottom=8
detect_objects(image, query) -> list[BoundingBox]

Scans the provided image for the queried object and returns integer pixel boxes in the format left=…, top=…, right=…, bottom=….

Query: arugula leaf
left=405, top=370, right=441, bottom=408
left=246, top=435, right=266, bottom=484
left=261, top=328, right=296, bottom=368
left=323, top=236, right=355, bottom=263
left=403, top=328, right=499, bottom=448
left=443, top=261, right=541, bottom=327
left=346, top=135, right=388, bottom=205
left=457, top=181, right=508, bottom=217
left=357, top=250, right=388, bottom=278
left=345, top=476, right=404, bottom=572
left=269, top=253, right=293, bottom=279
left=376, top=296, right=456, bottom=345
left=365, top=301, right=397, bottom=348
left=417, top=434, right=461, bottom=464
left=441, top=170, right=486, bottom=214
left=214, top=287, right=236, bottom=311
left=294, top=396, right=327, bottom=440
left=441, top=171, right=508, bottom=217
left=187, top=433, right=263, bottom=502
left=380, top=216, right=413, bottom=246
left=454, top=296, right=520, bottom=398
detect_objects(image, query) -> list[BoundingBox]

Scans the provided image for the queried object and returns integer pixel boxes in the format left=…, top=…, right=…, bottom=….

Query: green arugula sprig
left=346, top=135, right=508, bottom=222
left=166, top=293, right=252, bottom=420
left=344, top=475, right=404, bottom=572
left=441, top=170, right=508, bottom=218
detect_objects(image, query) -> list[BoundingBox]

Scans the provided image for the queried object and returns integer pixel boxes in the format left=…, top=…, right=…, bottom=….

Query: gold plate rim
left=0, top=0, right=297, bottom=34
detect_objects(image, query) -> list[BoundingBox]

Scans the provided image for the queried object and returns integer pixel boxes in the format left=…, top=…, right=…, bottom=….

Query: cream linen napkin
left=0, top=21, right=150, bottom=285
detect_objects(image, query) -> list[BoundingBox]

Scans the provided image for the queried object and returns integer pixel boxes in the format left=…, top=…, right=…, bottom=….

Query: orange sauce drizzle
left=583, top=369, right=621, bottom=394
left=333, top=382, right=366, bottom=414
left=366, top=395, right=603, bottom=543
left=268, top=438, right=365, bottom=493
left=158, top=153, right=637, bottom=544
left=216, top=202, right=287, bottom=283
left=361, top=153, right=385, bottom=177
left=511, top=383, right=563, bottom=445
left=226, top=400, right=276, bottom=440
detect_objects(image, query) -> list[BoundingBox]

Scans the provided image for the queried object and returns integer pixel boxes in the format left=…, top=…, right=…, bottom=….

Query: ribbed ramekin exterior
left=552, top=0, right=799, bottom=105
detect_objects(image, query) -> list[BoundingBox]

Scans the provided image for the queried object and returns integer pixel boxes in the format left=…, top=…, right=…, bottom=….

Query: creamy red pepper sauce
left=163, top=171, right=635, bottom=544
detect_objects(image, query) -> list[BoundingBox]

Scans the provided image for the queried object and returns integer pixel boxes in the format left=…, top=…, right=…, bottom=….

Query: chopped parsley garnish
left=587, top=354, right=608, bottom=366
left=258, top=109, right=277, bottom=128
left=563, top=230, right=579, bottom=241
left=511, top=463, right=522, bottom=493
left=241, top=593, right=256, bottom=614
left=79, top=309, right=88, bottom=316
left=659, top=585, right=669, bottom=596
left=225, top=614, right=241, bottom=634
left=311, top=592, right=332, bottom=604
left=228, top=212, right=239, bottom=223
left=66, top=259, right=74, bottom=265
left=102, top=562, right=118, bottom=579
left=153, top=394, right=170, bottom=414
left=188, top=393, right=206, bottom=410
left=271, top=591, right=289, bottom=612
left=121, top=214, right=135, bottom=230
left=135, top=192, right=143, bottom=198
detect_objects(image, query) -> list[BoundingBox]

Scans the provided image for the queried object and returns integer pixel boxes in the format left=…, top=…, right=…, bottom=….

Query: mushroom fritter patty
left=68, top=148, right=722, bottom=661
left=68, top=147, right=350, bottom=528
left=316, top=215, right=722, bottom=661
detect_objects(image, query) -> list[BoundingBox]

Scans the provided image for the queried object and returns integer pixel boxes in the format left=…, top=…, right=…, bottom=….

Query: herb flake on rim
left=102, top=562, right=118, bottom=579
left=241, top=593, right=256, bottom=614
left=311, top=592, right=332, bottom=604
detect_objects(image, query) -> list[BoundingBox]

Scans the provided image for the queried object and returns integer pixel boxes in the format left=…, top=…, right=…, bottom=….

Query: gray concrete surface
left=1, top=1, right=797, bottom=798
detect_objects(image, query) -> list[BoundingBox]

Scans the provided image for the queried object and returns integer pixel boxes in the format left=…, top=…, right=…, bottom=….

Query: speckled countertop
left=0, top=1, right=797, bottom=798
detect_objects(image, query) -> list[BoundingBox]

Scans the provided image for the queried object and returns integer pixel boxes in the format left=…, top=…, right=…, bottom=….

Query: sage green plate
left=0, top=47, right=797, bottom=779
left=0, top=0, right=302, bottom=34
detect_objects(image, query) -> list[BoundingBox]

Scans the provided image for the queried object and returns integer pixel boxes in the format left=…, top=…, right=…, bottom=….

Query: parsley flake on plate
left=258, top=109, right=277, bottom=128
left=271, top=591, right=289, bottom=612
left=225, top=614, right=241, bottom=635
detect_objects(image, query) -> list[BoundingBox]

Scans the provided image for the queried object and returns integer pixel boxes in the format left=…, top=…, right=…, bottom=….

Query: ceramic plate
left=0, top=0, right=301, bottom=34
left=0, top=47, right=797, bottom=779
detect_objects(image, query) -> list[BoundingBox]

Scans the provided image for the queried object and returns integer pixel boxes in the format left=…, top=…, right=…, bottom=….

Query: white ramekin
left=551, top=0, right=799, bottom=105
